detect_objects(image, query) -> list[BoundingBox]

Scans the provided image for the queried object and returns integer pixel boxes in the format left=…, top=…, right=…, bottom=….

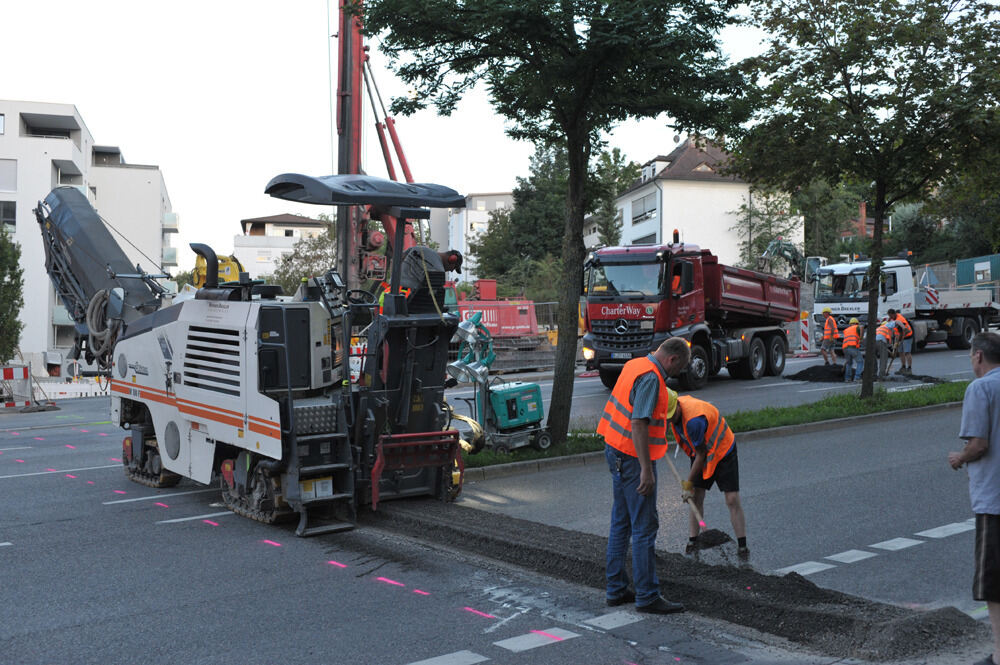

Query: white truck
left=813, top=258, right=1000, bottom=350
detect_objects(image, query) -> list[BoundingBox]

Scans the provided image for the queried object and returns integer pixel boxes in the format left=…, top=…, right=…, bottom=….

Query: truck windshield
left=814, top=272, right=869, bottom=302
left=588, top=263, right=662, bottom=297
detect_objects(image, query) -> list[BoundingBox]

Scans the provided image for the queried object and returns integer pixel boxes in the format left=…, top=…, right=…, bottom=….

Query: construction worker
left=841, top=317, right=864, bottom=382
left=875, top=317, right=899, bottom=379
left=820, top=307, right=841, bottom=366
left=888, top=308, right=914, bottom=374
left=670, top=395, right=748, bottom=559
left=597, top=337, right=691, bottom=614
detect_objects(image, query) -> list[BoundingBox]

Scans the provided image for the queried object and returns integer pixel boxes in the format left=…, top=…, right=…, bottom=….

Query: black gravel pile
left=788, top=364, right=946, bottom=384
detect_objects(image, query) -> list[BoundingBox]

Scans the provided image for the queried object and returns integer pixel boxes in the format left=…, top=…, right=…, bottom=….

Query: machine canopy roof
left=265, top=173, right=466, bottom=209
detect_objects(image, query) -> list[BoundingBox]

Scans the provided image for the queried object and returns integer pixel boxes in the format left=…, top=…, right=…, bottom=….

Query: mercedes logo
left=614, top=319, right=630, bottom=335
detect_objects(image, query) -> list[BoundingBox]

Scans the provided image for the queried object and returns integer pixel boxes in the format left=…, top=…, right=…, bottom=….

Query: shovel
left=661, top=450, right=732, bottom=550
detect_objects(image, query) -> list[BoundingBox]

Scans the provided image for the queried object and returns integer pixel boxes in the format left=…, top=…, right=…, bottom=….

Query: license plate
left=611, top=352, right=632, bottom=359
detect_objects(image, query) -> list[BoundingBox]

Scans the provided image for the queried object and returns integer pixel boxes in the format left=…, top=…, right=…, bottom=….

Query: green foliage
left=171, top=269, right=195, bottom=289
left=792, top=180, right=866, bottom=259
left=499, top=254, right=564, bottom=302
left=271, top=223, right=338, bottom=296
left=0, top=227, right=23, bottom=363
left=590, top=148, right=640, bottom=247
left=730, top=187, right=802, bottom=271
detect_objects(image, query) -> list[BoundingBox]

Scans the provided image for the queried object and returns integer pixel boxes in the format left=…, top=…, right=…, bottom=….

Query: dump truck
left=582, top=233, right=801, bottom=390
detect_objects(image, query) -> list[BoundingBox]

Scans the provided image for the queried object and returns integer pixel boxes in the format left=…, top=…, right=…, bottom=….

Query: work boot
left=684, top=540, right=699, bottom=555
left=636, top=596, right=685, bottom=614
left=738, top=546, right=750, bottom=560
left=606, top=588, right=635, bottom=607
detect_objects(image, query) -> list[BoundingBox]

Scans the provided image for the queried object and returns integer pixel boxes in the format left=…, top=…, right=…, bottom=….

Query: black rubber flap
left=265, top=173, right=466, bottom=208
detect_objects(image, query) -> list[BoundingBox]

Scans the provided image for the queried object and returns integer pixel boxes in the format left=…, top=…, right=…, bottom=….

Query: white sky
left=3, top=0, right=763, bottom=271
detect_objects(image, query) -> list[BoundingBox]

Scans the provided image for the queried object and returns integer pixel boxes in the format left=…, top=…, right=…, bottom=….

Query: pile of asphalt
left=365, top=500, right=986, bottom=661
left=787, top=364, right=945, bottom=384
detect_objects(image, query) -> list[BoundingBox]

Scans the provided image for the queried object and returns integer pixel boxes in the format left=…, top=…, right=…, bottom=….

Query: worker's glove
left=681, top=480, right=694, bottom=503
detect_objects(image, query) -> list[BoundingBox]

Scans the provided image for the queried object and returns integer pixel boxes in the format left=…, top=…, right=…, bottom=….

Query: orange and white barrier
left=800, top=311, right=810, bottom=352
left=1, top=365, right=31, bottom=409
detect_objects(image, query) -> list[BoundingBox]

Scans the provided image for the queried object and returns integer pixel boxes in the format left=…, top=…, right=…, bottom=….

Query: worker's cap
left=665, top=387, right=679, bottom=419
left=849, top=317, right=859, bottom=325
left=822, top=307, right=832, bottom=314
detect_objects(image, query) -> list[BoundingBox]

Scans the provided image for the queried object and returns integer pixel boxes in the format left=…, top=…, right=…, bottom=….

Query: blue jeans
left=843, top=347, right=863, bottom=381
left=606, top=444, right=660, bottom=605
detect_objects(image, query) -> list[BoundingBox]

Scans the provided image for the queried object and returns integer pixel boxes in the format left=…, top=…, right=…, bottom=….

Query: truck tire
left=679, top=344, right=709, bottom=390
left=735, top=337, right=766, bottom=380
left=765, top=335, right=786, bottom=376
left=947, top=317, right=978, bottom=350
left=599, top=366, right=620, bottom=389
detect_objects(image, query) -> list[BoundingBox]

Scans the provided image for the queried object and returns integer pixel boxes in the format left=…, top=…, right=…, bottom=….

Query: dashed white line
left=403, top=651, right=489, bottom=665
left=916, top=522, right=975, bottom=538
left=797, top=384, right=857, bottom=393
left=0, top=464, right=119, bottom=480
left=0, top=542, right=12, bottom=547
left=156, top=511, right=232, bottom=524
left=0, top=446, right=32, bottom=451
left=584, top=610, right=642, bottom=630
left=493, top=628, right=579, bottom=653
left=774, top=561, right=836, bottom=576
left=103, top=488, right=218, bottom=505
left=825, top=549, right=878, bottom=564
left=870, top=537, right=923, bottom=551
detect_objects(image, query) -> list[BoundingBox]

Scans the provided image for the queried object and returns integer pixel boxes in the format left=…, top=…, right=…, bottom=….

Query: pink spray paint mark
left=87, top=481, right=94, bottom=485
left=46, top=468, right=57, bottom=472
left=113, top=490, right=126, bottom=494
left=15, top=459, right=24, bottom=463
left=376, top=576, right=405, bottom=587
left=65, top=474, right=77, bottom=479
left=203, top=520, right=219, bottom=526
left=463, top=607, right=496, bottom=619
left=326, top=560, right=347, bottom=568
left=530, top=630, right=564, bottom=641
left=79, top=429, right=89, bottom=433
left=10, top=432, right=19, bottom=436
left=33, top=437, right=44, bottom=441
left=98, top=433, right=108, bottom=437
left=155, top=502, right=169, bottom=508
left=65, top=445, right=76, bottom=449
left=413, top=589, right=430, bottom=596
left=110, top=458, right=121, bottom=462
left=262, top=539, right=282, bottom=547
left=698, top=520, right=706, bottom=528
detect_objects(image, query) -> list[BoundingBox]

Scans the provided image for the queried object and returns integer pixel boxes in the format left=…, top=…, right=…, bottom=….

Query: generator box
left=488, top=381, right=543, bottom=429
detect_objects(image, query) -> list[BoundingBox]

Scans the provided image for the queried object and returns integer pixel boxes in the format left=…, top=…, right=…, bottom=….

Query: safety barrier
left=1, top=365, right=32, bottom=409
left=800, top=311, right=811, bottom=352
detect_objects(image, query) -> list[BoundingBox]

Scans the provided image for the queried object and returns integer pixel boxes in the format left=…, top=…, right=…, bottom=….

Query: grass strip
left=462, top=381, right=969, bottom=469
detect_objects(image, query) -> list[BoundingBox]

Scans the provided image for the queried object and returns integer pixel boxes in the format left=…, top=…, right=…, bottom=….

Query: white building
left=614, top=139, right=802, bottom=264
left=233, top=213, right=329, bottom=279
left=0, top=100, right=175, bottom=374
left=446, top=192, right=513, bottom=282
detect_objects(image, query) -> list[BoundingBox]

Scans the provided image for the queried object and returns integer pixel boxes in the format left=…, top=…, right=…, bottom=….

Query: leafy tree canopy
left=729, top=187, right=802, bottom=274
left=792, top=180, right=866, bottom=259
left=590, top=148, right=640, bottom=247
left=271, top=222, right=338, bottom=297
left=0, top=227, right=24, bottom=363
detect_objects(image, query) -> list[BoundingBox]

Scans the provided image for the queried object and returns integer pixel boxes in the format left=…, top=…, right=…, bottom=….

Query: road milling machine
left=35, top=173, right=471, bottom=536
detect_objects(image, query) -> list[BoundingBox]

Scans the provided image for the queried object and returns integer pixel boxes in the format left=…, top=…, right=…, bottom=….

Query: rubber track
left=124, top=464, right=181, bottom=489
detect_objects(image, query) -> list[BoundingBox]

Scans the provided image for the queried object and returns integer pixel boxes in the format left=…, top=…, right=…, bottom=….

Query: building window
left=495, top=200, right=506, bottom=209
left=476, top=200, right=486, bottom=211
left=634, top=233, right=657, bottom=245
left=284, top=229, right=294, bottom=237
left=0, top=114, right=4, bottom=135
left=0, top=201, right=14, bottom=230
left=0, top=159, right=16, bottom=192
left=631, top=192, right=656, bottom=224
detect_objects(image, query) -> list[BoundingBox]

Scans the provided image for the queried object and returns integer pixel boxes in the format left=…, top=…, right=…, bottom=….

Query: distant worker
left=841, top=318, right=864, bottom=382
left=948, top=332, right=1000, bottom=665
left=670, top=395, right=748, bottom=559
left=875, top=318, right=899, bottom=379
left=820, top=307, right=841, bottom=366
left=888, top=308, right=914, bottom=375
left=597, top=337, right=691, bottom=615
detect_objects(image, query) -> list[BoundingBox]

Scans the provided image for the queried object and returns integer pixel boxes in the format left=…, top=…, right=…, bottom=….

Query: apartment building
left=446, top=192, right=513, bottom=282
left=0, top=100, right=175, bottom=373
left=233, top=213, right=329, bottom=279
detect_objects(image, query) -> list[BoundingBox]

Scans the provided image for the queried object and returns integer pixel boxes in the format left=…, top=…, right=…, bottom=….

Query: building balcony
left=162, top=212, right=179, bottom=233
left=162, top=246, right=178, bottom=267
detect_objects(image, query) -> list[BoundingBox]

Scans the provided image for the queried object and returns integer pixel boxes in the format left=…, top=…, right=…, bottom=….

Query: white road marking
left=585, top=610, right=642, bottom=630
left=870, top=537, right=923, bottom=551
left=103, top=488, right=218, bottom=505
left=0, top=542, right=11, bottom=547
left=774, top=561, right=836, bottom=576
left=0, top=464, right=119, bottom=480
left=0, top=446, right=32, bottom=451
left=403, top=651, right=489, bottom=665
left=156, top=511, right=232, bottom=524
left=797, top=384, right=857, bottom=393
left=493, top=628, right=579, bottom=653
left=916, top=522, right=975, bottom=538
left=825, top=549, right=878, bottom=564
left=742, top=381, right=799, bottom=390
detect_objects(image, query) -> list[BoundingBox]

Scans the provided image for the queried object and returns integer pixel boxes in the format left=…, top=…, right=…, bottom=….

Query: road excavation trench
left=364, top=499, right=984, bottom=662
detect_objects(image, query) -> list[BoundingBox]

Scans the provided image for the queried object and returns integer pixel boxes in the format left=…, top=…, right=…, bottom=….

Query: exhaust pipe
left=189, top=243, right=219, bottom=289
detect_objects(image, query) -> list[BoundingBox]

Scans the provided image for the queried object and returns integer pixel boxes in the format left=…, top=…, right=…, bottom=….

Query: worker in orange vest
left=875, top=318, right=900, bottom=379
left=841, top=317, right=864, bottom=382
left=597, top=337, right=691, bottom=614
left=888, top=308, right=914, bottom=375
left=670, top=395, right=748, bottom=559
left=820, top=307, right=841, bottom=366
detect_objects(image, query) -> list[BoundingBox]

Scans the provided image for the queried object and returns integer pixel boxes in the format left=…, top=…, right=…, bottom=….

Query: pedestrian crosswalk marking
left=870, top=537, right=923, bottom=551
left=494, top=627, right=579, bottom=653
left=825, top=549, right=877, bottom=564
left=403, top=650, right=489, bottom=665
left=585, top=610, right=642, bottom=630
left=774, top=561, right=836, bottom=576
left=915, top=522, right=975, bottom=538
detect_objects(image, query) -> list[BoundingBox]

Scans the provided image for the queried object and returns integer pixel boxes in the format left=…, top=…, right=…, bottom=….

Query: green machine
left=447, top=312, right=551, bottom=453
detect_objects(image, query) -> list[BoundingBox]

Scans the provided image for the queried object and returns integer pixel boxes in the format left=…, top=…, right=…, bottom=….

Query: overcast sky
left=4, top=1, right=763, bottom=271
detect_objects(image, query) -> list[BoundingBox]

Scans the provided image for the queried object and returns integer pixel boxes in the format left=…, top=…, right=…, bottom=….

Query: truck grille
left=183, top=326, right=241, bottom=397
left=592, top=319, right=654, bottom=352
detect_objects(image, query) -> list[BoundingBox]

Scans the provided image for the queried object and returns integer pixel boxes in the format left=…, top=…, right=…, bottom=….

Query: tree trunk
left=859, top=181, right=887, bottom=399
left=547, top=135, right=589, bottom=443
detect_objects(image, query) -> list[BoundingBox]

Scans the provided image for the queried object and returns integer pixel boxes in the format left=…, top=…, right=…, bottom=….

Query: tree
left=732, top=0, right=1000, bottom=397
left=590, top=148, right=640, bottom=246
left=271, top=223, right=338, bottom=296
left=729, top=187, right=802, bottom=272
left=792, top=180, right=865, bottom=259
left=171, top=269, right=195, bottom=289
left=0, top=227, right=24, bottom=363
left=361, top=0, right=744, bottom=441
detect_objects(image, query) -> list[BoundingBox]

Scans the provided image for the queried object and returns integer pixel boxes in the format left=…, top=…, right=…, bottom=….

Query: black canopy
left=265, top=173, right=465, bottom=209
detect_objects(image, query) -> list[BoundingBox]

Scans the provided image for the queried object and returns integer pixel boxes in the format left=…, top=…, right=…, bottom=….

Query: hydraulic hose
left=86, top=290, right=120, bottom=372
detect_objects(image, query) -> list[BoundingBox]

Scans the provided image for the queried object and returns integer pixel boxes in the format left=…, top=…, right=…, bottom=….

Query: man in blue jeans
left=597, top=337, right=690, bottom=614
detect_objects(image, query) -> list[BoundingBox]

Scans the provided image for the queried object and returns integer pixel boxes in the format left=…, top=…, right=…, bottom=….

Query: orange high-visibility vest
left=670, top=396, right=735, bottom=480
left=823, top=316, right=841, bottom=341
left=894, top=314, right=913, bottom=339
left=876, top=323, right=895, bottom=342
left=842, top=325, right=861, bottom=349
left=597, top=356, right=671, bottom=460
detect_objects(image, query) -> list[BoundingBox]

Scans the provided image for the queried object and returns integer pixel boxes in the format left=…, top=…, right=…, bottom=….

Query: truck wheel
left=679, top=345, right=709, bottom=390
left=765, top=335, right=786, bottom=376
left=947, top=318, right=978, bottom=350
left=599, top=367, right=620, bottom=389
left=736, top=337, right=766, bottom=380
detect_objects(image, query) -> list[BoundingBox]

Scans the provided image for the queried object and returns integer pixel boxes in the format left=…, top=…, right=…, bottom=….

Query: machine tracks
left=123, top=464, right=182, bottom=489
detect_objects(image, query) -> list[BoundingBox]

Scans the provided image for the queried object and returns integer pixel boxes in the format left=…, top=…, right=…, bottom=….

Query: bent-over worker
left=875, top=318, right=899, bottom=379
left=888, top=308, right=914, bottom=375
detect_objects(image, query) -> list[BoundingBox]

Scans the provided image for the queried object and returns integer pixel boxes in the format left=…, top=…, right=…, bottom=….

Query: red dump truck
left=582, top=236, right=801, bottom=390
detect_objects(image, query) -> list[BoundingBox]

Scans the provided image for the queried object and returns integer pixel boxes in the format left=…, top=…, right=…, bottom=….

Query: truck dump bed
left=702, top=252, right=800, bottom=324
